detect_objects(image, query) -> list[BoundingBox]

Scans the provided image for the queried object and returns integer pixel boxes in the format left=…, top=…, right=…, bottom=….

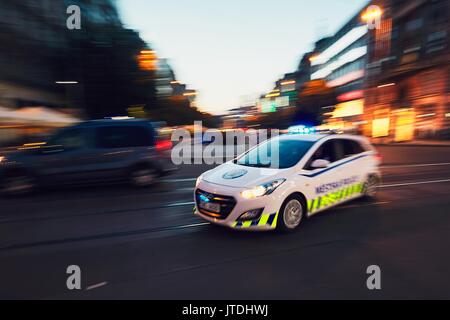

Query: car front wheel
left=277, top=195, right=305, bottom=232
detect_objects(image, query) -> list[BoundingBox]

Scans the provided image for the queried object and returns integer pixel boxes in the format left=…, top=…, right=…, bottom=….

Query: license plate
left=199, top=201, right=221, bottom=213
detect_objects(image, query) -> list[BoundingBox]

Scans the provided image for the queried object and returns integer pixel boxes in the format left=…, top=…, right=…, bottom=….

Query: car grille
left=195, top=189, right=236, bottom=220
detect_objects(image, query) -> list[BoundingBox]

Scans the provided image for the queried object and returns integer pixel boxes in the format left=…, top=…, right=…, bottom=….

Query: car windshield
left=236, top=139, right=315, bottom=169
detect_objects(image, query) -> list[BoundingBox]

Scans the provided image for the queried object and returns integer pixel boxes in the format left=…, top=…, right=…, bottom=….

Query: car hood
left=202, top=162, right=284, bottom=188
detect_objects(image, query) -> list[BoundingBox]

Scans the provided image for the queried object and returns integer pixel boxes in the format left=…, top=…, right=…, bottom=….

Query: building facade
left=364, top=0, right=450, bottom=141
left=0, top=0, right=122, bottom=110
left=310, top=6, right=369, bottom=133
left=258, top=52, right=315, bottom=114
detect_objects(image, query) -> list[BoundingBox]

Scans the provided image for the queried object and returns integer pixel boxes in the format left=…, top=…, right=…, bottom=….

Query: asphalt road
left=0, top=145, right=449, bottom=299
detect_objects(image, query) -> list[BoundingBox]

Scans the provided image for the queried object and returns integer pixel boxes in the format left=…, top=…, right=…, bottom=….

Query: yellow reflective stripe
left=331, top=192, right=337, bottom=202
left=259, top=214, right=270, bottom=226
left=322, top=195, right=330, bottom=208
left=329, top=193, right=335, bottom=203
left=323, top=196, right=330, bottom=209
left=330, top=191, right=337, bottom=202
left=313, top=197, right=321, bottom=211
left=331, top=191, right=339, bottom=202
left=358, top=183, right=364, bottom=193
left=349, top=185, right=355, bottom=196
left=343, top=188, right=348, bottom=199
left=345, top=185, right=352, bottom=198
left=307, top=182, right=365, bottom=215
left=242, top=221, right=252, bottom=228
left=307, top=200, right=313, bottom=212
left=271, top=212, right=279, bottom=228
left=232, top=221, right=239, bottom=228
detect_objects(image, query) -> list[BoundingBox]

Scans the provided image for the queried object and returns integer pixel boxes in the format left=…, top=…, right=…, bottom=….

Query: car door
left=300, top=139, right=347, bottom=215
left=333, top=138, right=368, bottom=195
left=37, top=127, right=96, bottom=184
left=89, top=125, right=150, bottom=181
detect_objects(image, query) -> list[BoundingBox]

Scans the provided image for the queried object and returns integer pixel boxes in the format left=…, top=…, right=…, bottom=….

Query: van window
left=48, top=128, right=86, bottom=150
left=95, top=125, right=153, bottom=148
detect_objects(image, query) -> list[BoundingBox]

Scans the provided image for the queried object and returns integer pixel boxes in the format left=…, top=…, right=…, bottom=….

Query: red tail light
left=156, top=139, right=172, bottom=152
left=375, top=153, right=383, bottom=163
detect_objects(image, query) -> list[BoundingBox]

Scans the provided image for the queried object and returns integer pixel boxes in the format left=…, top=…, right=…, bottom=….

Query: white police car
left=194, top=134, right=381, bottom=232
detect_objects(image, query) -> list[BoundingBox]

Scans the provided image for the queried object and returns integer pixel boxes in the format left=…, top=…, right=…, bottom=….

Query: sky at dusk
left=118, top=0, right=368, bottom=114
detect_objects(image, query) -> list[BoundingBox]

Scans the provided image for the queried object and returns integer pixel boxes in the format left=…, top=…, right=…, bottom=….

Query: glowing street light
left=138, top=49, right=158, bottom=71
left=55, top=81, right=78, bottom=84
left=362, top=6, right=382, bottom=21
left=361, top=5, right=383, bottom=29
left=281, top=80, right=296, bottom=86
left=309, top=55, right=320, bottom=63
left=140, top=50, right=155, bottom=55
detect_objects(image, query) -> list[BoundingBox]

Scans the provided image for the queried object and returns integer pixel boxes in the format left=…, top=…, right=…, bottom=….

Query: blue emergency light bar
left=288, top=125, right=316, bottom=135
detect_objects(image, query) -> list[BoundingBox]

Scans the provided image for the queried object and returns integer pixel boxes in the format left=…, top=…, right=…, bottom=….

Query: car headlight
left=0, top=156, right=5, bottom=163
left=241, top=179, right=286, bottom=200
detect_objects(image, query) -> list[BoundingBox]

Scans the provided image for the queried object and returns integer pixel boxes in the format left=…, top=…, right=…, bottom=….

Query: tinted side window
left=305, top=140, right=339, bottom=169
left=340, top=139, right=365, bottom=158
left=48, top=128, right=86, bottom=150
left=95, top=126, right=153, bottom=148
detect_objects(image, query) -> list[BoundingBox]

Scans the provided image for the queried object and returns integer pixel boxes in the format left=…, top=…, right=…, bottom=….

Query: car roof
left=72, top=119, right=154, bottom=129
left=279, top=134, right=328, bottom=142
left=279, top=133, right=367, bottom=143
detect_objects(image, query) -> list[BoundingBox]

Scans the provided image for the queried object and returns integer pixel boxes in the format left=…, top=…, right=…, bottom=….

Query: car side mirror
left=311, top=159, right=330, bottom=169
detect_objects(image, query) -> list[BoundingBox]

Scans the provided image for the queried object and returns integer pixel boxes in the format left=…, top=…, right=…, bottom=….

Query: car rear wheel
left=277, top=195, right=305, bottom=232
left=130, top=166, right=158, bottom=188
left=363, top=175, right=379, bottom=199
left=1, top=172, right=36, bottom=196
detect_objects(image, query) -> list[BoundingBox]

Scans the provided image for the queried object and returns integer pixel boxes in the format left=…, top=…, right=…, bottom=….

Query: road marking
left=380, top=178, right=450, bottom=188
left=166, top=201, right=195, bottom=207
left=337, top=201, right=390, bottom=210
left=382, top=162, right=450, bottom=169
left=85, top=281, right=108, bottom=291
left=172, top=222, right=210, bottom=229
left=176, top=188, right=196, bottom=192
left=163, top=178, right=197, bottom=183
left=0, top=201, right=197, bottom=225
left=0, top=221, right=212, bottom=251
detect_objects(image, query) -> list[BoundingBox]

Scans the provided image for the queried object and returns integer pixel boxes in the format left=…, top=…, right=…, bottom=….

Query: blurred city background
left=0, top=0, right=449, bottom=149
left=1, top=0, right=450, bottom=300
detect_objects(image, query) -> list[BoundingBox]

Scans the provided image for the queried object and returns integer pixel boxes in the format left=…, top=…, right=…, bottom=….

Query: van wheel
left=277, top=195, right=306, bottom=232
left=363, top=175, right=379, bottom=199
left=1, top=172, right=36, bottom=196
left=130, top=165, right=158, bottom=187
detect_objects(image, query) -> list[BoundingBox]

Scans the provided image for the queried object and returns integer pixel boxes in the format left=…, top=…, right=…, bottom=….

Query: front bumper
left=194, top=180, right=283, bottom=231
